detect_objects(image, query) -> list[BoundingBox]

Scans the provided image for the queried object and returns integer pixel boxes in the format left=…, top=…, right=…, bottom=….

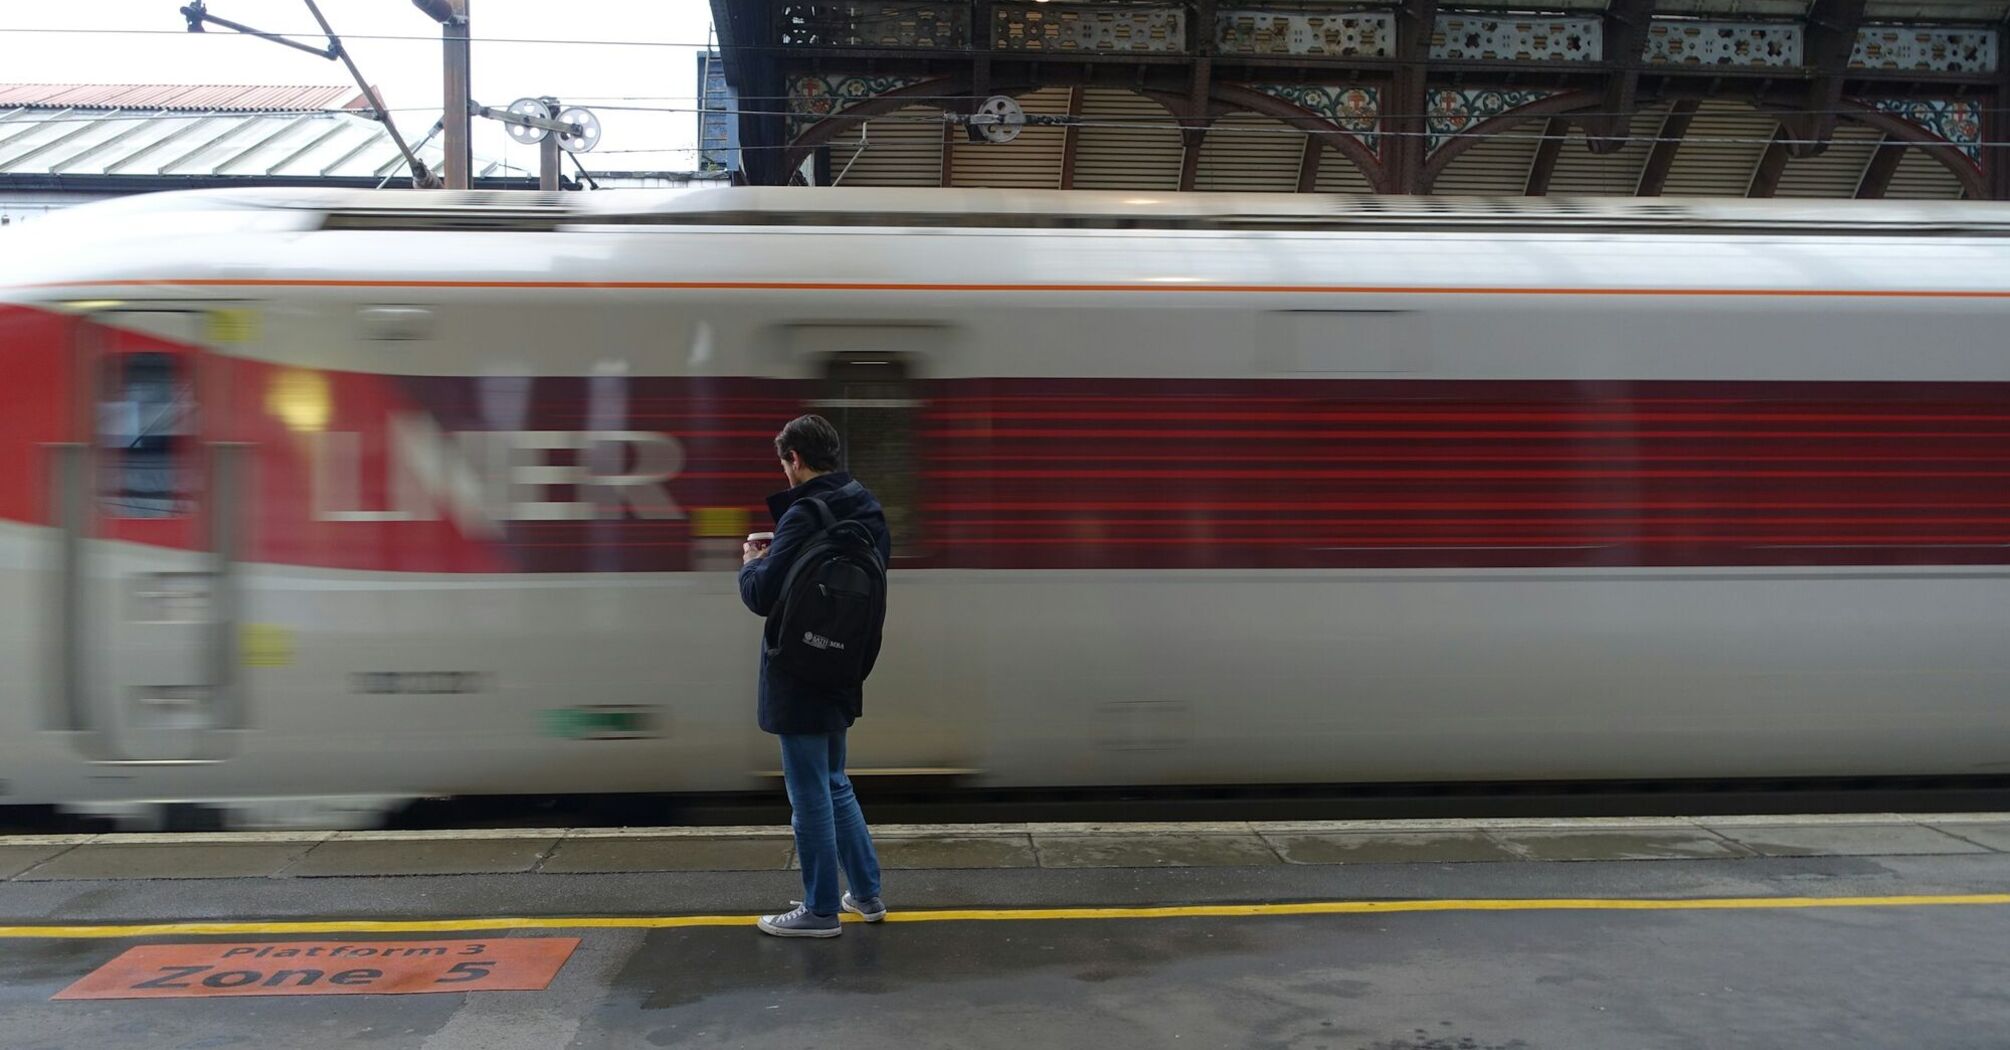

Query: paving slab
left=1926, top=822, right=2010, bottom=852
left=14, top=843, right=310, bottom=880
left=0, top=846, right=73, bottom=880
left=1260, top=830, right=1525, bottom=865
left=286, top=838, right=558, bottom=877
left=1490, top=829, right=1753, bottom=862
left=878, top=835, right=1037, bottom=869
left=1712, top=823, right=1994, bottom=858
left=792, top=835, right=1038, bottom=870
left=539, top=837, right=793, bottom=873
left=1033, top=833, right=1282, bottom=868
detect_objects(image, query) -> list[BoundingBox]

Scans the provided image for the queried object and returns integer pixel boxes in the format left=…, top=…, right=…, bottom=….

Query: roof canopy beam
left=1748, top=124, right=1792, bottom=197
left=1059, top=86, right=1084, bottom=190
left=1526, top=117, right=1570, bottom=195
left=1857, top=136, right=1905, bottom=198
left=1636, top=99, right=1700, bottom=196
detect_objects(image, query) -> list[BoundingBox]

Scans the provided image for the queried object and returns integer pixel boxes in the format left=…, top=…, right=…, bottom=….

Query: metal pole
left=539, top=96, right=561, bottom=191
left=442, top=2, right=471, bottom=189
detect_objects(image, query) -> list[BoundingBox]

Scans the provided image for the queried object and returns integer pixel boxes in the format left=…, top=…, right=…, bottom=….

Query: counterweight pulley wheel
left=557, top=108, right=602, bottom=153
left=505, top=97, right=552, bottom=145
left=971, top=95, right=1025, bottom=145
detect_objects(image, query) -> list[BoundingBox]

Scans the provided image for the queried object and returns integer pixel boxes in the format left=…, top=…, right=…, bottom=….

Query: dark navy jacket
left=737, top=472, right=892, bottom=736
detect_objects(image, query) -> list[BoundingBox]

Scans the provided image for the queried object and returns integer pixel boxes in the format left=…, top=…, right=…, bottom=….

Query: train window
left=819, top=354, right=920, bottom=556
left=98, top=352, right=196, bottom=518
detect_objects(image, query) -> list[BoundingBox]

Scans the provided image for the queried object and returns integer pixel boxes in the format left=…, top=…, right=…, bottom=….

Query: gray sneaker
left=757, top=904, right=841, bottom=938
left=842, top=892, right=887, bottom=922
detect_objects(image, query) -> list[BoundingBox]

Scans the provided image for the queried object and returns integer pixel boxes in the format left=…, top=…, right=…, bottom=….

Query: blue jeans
left=779, top=731, right=882, bottom=916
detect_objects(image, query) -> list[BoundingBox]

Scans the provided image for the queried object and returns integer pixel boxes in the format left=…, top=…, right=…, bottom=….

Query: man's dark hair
left=775, top=414, right=843, bottom=472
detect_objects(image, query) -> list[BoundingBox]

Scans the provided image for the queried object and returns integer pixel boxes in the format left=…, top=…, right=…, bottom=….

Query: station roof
left=0, top=84, right=371, bottom=113
left=710, top=0, right=2001, bottom=200
left=0, top=83, right=530, bottom=189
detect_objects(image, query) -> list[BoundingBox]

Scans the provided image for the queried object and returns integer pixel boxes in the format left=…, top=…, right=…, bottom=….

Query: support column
left=1386, top=0, right=1440, bottom=194
left=1589, top=0, right=1653, bottom=153
left=1791, top=0, right=1868, bottom=158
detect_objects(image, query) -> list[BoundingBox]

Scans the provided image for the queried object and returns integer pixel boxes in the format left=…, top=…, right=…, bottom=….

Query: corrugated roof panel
left=1432, top=131, right=1540, bottom=195
left=1547, top=105, right=1666, bottom=195
left=318, top=124, right=393, bottom=178
left=43, top=111, right=168, bottom=174
left=828, top=106, right=946, bottom=187
left=1773, top=122, right=1883, bottom=198
left=1071, top=89, right=1181, bottom=190
left=0, top=116, right=75, bottom=169
left=1313, top=145, right=1375, bottom=192
left=157, top=118, right=268, bottom=176
left=1195, top=114, right=1303, bottom=192
left=0, top=113, right=150, bottom=173
left=208, top=113, right=324, bottom=176
left=1661, top=101, right=1776, bottom=196
left=1885, top=147, right=1969, bottom=198
left=0, top=84, right=366, bottom=112
left=0, top=100, right=513, bottom=183
left=948, top=87, right=1069, bottom=189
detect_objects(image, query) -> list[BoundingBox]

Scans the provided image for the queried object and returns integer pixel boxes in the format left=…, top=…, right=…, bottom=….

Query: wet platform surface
left=1, top=815, right=2007, bottom=1049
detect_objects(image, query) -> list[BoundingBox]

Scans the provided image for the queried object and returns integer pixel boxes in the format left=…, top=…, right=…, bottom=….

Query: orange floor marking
left=52, top=937, right=578, bottom=1000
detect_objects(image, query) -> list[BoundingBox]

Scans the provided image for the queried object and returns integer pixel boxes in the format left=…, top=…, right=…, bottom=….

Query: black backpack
left=764, top=488, right=888, bottom=691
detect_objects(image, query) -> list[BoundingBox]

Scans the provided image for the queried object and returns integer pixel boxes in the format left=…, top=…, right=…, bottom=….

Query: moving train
left=3, top=186, right=2009, bottom=827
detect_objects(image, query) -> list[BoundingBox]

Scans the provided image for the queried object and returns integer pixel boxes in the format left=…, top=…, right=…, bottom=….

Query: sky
left=0, top=0, right=718, bottom=173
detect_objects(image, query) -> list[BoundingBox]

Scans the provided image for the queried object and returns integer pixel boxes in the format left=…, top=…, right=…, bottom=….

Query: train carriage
left=3, top=187, right=2009, bottom=824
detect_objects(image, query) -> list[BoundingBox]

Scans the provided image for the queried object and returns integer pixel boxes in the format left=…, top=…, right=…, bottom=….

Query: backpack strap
left=803, top=496, right=838, bottom=530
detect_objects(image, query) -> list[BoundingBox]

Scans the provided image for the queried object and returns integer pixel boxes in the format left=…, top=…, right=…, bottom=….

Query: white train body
left=2, top=187, right=2009, bottom=820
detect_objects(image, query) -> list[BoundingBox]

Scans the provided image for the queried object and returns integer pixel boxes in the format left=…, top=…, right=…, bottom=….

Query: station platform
left=1, top=813, right=2007, bottom=1049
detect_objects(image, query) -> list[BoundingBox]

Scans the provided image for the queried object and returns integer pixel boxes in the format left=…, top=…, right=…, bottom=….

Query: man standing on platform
left=739, top=414, right=891, bottom=938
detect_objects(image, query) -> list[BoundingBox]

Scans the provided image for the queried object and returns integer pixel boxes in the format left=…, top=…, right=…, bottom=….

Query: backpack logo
left=802, top=631, right=846, bottom=652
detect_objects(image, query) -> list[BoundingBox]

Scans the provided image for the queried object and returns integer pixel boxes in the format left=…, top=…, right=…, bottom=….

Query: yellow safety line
left=2, top=894, right=2009, bottom=938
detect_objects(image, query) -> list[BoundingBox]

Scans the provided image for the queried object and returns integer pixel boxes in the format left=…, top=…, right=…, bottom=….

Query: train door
left=54, top=309, right=246, bottom=762
left=816, top=352, right=973, bottom=778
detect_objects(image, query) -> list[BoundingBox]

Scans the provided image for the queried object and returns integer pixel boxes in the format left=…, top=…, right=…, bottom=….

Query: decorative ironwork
left=1870, top=97, right=1983, bottom=164
left=1426, top=89, right=1557, bottom=154
left=1249, top=84, right=1379, bottom=150
left=1218, top=11, right=1393, bottom=57
left=1432, top=16, right=1600, bottom=62
left=788, top=74, right=929, bottom=138
left=777, top=2, right=968, bottom=48
left=994, top=3, right=1183, bottom=52
left=1851, top=27, right=1997, bottom=73
left=1643, top=19, right=1803, bottom=67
